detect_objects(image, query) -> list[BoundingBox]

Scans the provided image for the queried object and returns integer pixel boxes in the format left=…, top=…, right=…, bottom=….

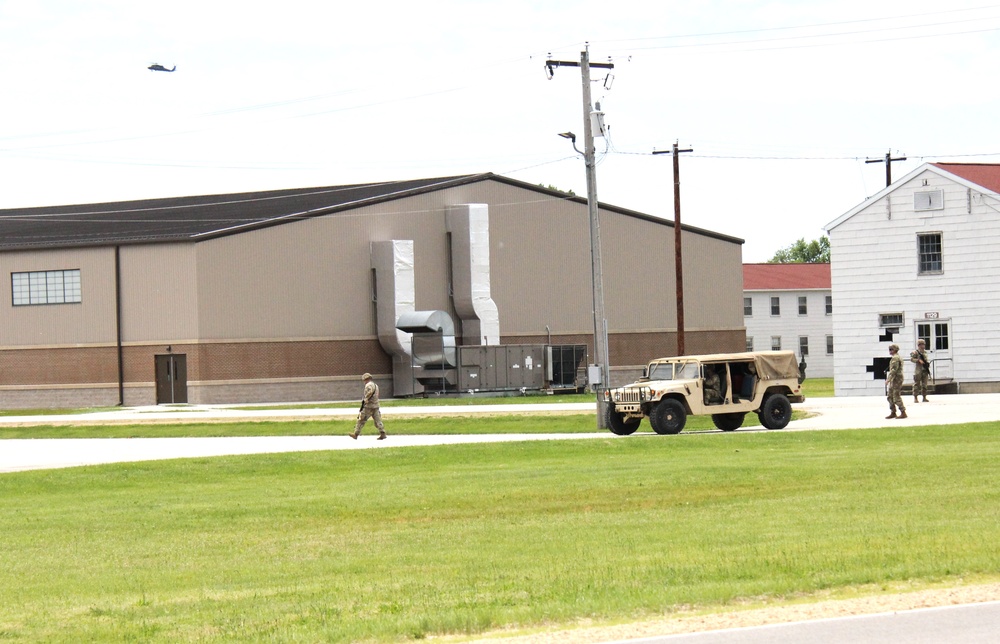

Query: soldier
left=910, top=339, right=930, bottom=403
left=885, top=344, right=907, bottom=419
left=349, top=373, right=387, bottom=440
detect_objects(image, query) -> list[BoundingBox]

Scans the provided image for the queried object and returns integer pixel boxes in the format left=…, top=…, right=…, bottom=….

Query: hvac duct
left=447, top=204, right=500, bottom=345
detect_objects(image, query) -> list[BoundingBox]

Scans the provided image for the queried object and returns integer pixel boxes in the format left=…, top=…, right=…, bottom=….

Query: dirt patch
left=459, top=582, right=1000, bottom=642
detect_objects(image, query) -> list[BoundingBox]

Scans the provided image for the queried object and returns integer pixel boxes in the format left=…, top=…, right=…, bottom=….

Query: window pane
left=770, top=297, right=780, bottom=316
left=746, top=336, right=753, bottom=352
left=11, top=269, right=81, bottom=306
left=826, top=335, right=834, bottom=354
left=743, top=297, right=752, bottom=316
left=771, top=336, right=781, bottom=351
left=798, top=296, right=807, bottom=315
left=918, top=233, right=942, bottom=273
left=935, top=323, right=949, bottom=350
left=825, top=295, right=832, bottom=315
left=799, top=336, right=809, bottom=355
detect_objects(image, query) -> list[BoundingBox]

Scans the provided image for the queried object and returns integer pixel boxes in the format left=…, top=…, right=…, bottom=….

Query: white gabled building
left=824, top=162, right=1000, bottom=396
left=742, top=263, right=833, bottom=378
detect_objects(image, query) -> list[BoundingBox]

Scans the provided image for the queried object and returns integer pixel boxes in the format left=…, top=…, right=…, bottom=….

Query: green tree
left=768, top=236, right=830, bottom=263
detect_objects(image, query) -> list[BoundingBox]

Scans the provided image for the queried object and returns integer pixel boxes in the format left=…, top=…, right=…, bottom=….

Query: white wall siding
left=743, top=288, right=833, bottom=377
left=829, top=167, right=1000, bottom=395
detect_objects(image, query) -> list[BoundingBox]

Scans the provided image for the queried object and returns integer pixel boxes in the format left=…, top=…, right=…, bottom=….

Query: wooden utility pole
left=546, top=46, right=615, bottom=427
left=653, top=142, right=693, bottom=355
left=866, top=149, right=907, bottom=187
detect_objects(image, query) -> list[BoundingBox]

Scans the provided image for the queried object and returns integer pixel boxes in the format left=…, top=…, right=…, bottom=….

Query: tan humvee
left=603, top=350, right=805, bottom=435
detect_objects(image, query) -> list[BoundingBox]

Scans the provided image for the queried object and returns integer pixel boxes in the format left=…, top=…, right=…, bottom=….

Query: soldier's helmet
left=889, top=344, right=899, bottom=352
left=917, top=339, right=926, bottom=346
left=362, top=372, right=373, bottom=380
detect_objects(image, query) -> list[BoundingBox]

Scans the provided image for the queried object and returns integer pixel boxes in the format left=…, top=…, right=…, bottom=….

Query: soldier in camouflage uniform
left=910, top=339, right=930, bottom=403
left=350, top=373, right=387, bottom=440
left=885, top=344, right=907, bottom=419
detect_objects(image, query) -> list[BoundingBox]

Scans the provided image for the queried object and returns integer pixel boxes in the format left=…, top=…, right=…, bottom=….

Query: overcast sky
left=2, top=1, right=999, bottom=261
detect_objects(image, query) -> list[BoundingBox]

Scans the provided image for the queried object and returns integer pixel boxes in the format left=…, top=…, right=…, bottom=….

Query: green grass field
left=1, top=421, right=998, bottom=642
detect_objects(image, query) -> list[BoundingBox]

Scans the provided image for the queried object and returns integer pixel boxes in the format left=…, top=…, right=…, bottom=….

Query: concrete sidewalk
left=1, top=394, right=998, bottom=474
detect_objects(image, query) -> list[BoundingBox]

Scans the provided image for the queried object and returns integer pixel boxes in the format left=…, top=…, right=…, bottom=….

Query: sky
left=2, top=1, right=999, bottom=261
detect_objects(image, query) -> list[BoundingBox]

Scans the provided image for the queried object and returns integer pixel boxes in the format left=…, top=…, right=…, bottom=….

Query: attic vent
left=914, top=190, right=943, bottom=211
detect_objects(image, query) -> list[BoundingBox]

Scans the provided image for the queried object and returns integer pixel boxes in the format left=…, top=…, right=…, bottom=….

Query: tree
left=539, top=184, right=576, bottom=196
left=768, top=236, right=830, bottom=263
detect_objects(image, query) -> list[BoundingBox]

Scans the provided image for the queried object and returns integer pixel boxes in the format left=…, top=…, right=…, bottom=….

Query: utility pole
left=866, top=149, right=907, bottom=187
left=653, top=142, right=693, bottom=356
left=546, top=46, right=614, bottom=428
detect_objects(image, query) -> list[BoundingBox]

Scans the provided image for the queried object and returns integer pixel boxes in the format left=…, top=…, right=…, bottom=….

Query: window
left=746, top=336, right=754, bottom=352
left=770, top=296, right=780, bottom=316
left=743, top=297, right=752, bottom=317
left=825, top=295, right=832, bottom=315
left=879, top=313, right=903, bottom=328
left=12, top=269, right=81, bottom=306
left=826, top=335, right=834, bottom=355
left=918, top=233, right=942, bottom=274
left=917, top=321, right=950, bottom=351
left=914, top=190, right=944, bottom=211
left=934, top=322, right=950, bottom=350
left=771, top=336, right=781, bottom=351
left=798, top=296, right=807, bottom=316
left=799, top=336, right=809, bottom=356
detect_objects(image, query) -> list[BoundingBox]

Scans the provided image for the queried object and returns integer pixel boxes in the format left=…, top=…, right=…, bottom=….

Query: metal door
left=155, top=354, right=188, bottom=404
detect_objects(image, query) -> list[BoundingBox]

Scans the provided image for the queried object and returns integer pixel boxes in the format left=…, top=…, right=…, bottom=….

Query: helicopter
left=147, top=63, right=176, bottom=72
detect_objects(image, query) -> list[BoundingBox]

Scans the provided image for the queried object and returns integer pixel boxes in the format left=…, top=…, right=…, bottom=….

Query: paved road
left=621, top=601, right=1000, bottom=644
left=1, top=393, right=999, bottom=473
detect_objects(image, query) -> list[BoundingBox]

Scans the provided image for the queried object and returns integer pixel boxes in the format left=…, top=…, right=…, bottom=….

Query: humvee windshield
left=647, top=360, right=698, bottom=381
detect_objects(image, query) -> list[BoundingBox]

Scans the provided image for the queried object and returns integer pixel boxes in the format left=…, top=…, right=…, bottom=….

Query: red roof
left=932, top=163, right=1000, bottom=193
left=743, top=263, right=830, bottom=290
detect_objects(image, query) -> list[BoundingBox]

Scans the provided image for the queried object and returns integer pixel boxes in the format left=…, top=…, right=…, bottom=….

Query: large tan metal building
left=0, top=174, right=745, bottom=408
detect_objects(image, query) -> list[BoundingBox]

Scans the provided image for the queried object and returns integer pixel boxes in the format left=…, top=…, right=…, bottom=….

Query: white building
left=824, top=162, right=1000, bottom=396
left=742, top=263, right=833, bottom=378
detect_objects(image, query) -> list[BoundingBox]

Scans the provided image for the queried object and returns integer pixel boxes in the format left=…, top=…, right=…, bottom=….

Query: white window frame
left=917, top=232, right=943, bottom=275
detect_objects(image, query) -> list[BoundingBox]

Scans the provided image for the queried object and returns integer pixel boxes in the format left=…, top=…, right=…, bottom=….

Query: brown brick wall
left=0, top=331, right=744, bottom=408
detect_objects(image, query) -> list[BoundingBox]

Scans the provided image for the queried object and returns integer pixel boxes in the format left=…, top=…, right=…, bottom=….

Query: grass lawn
left=1, top=423, right=998, bottom=642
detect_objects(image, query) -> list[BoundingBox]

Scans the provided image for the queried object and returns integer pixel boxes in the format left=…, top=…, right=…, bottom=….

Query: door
left=915, top=320, right=952, bottom=381
left=155, top=354, right=188, bottom=404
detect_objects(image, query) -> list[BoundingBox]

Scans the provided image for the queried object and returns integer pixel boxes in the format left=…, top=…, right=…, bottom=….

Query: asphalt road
left=620, top=601, right=1000, bottom=644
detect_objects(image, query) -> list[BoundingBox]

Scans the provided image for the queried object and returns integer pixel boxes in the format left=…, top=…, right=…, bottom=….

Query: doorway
left=155, top=353, right=188, bottom=404
left=916, top=320, right=952, bottom=381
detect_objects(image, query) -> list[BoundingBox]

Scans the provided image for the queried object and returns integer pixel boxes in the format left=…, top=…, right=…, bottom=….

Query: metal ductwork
left=447, top=204, right=500, bottom=345
left=371, top=240, right=419, bottom=396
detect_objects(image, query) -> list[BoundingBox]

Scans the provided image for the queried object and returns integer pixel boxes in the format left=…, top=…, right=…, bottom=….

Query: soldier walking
left=910, top=339, right=930, bottom=403
left=885, top=344, right=907, bottom=419
left=350, top=373, right=387, bottom=440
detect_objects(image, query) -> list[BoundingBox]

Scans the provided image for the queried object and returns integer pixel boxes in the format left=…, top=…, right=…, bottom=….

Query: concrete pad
left=1, top=394, right=998, bottom=473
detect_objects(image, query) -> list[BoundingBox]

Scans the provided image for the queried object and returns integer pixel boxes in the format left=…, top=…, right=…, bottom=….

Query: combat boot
left=377, top=431, right=387, bottom=440
left=348, top=431, right=359, bottom=440
left=914, top=395, right=919, bottom=403
left=885, top=407, right=897, bottom=419
left=898, top=409, right=908, bottom=419
left=923, top=396, right=929, bottom=402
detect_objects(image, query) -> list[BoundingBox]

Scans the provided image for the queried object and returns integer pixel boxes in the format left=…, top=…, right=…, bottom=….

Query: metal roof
left=0, top=172, right=745, bottom=251
left=0, top=175, right=483, bottom=251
